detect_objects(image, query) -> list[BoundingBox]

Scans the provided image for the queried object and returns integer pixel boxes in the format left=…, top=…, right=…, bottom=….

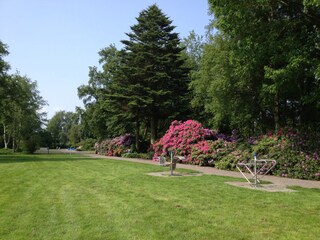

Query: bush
left=216, top=149, right=251, bottom=170
left=78, top=138, right=97, bottom=151
left=246, top=131, right=320, bottom=180
left=153, top=120, right=214, bottom=161
left=153, top=121, right=320, bottom=180
left=121, top=153, right=152, bottom=160
left=23, top=136, right=39, bottom=154
left=95, top=134, right=134, bottom=156
left=189, top=140, right=233, bottom=166
left=270, top=148, right=320, bottom=180
left=0, top=148, right=14, bottom=155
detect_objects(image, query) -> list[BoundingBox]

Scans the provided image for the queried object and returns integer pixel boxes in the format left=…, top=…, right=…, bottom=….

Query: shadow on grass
left=0, top=154, right=96, bottom=164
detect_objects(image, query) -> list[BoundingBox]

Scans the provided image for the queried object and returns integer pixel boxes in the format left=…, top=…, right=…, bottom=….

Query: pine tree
left=78, top=5, right=190, bottom=149
left=119, top=4, right=190, bottom=144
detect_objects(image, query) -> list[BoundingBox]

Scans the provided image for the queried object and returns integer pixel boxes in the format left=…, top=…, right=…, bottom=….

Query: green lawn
left=0, top=154, right=319, bottom=240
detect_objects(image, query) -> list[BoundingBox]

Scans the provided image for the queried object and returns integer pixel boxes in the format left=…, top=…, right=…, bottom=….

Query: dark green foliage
left=78, top=138, right=97, bottom=151
left=118, top=4, right=190, bottom=144
left=0, top=41, right=46, bottom=152
left=181, top=31, right=209, bottom=124
left=1, top=72, right=46, bottom=151
left=213, top=133, right=320, bottom=180
left=0, top=41, right=10, bottom=107
left=216, top=149, right=251, bottom=170
left=78, top=5, right=190, bottom=148
left=0, top=148, right=14, bottom=154
left=78, top=45, right=127, bottom=139
left=37, top=129, right=53, bottom=148
left=121, top=152, right=152, bottom=160
left=271, top=148, right=320, bottom=180
left=23, top=135, right=39, bottom=154
left=47, top=111, right=79, bottom=148
left=191, top=0, right=320, bottom=135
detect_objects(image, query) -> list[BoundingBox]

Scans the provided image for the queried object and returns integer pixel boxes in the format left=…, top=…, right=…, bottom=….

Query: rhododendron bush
left=190, top=139, right=234, bottom=166
left=95, top=134, right=133, bottom=156
left=248, top=129, right=320, bottom=180
left=153, top=120, right=233, bottom=164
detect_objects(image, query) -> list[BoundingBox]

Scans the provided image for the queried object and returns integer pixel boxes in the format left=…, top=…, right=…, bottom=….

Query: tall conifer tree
left=118, top=4, right=189, bottom=144
left=79, top=5, right=190, bottom=148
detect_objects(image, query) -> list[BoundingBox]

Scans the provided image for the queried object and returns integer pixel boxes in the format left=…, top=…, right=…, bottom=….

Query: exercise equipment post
left=236, top=153, right=277, bottom=187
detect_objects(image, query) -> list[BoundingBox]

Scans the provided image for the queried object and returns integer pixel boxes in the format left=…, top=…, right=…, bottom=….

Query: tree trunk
left=16, top=121, right=22, bottom=151
left=135, top=121, right=140, bottom=152
left=300, top=103, right=316, bottom=125
left=143, top=124, right=148, bottom=140
left=274, top=93, right=280, bottom=131
left=12, top=137, right=15, bottom=152
left=150, top=115, right=158, bottom=145
left=3, top=123, right=9, bottom=149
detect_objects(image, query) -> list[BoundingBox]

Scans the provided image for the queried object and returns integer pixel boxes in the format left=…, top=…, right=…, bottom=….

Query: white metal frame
left=236, top=156, right=276, bottom=186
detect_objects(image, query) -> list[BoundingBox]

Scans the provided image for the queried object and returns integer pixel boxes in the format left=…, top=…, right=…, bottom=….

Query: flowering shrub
left=96, top=134, right=133, bottom=157
left=153, top=121, right=319, bottom=180
left=153, top=120, right=214, bottom=162
left=190, top=140, right=211, bottom=165
left=95, top=122, right=320, bottom=180
left=190, top=140, right=233, bottom=166
left=271, top=148, right=320, bottom=180
left=245, top=130, right=320, bottom=180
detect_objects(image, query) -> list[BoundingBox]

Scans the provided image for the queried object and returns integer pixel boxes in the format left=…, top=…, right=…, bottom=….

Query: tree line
left=2, top=1, right=319, bottom=152
left=77, top=2, right=319, bottom=151
left=192, top=0, right=320, bottom=135
left=0, top=41, right=47, bottom=152
left=0, top=42, right=85, bottom=151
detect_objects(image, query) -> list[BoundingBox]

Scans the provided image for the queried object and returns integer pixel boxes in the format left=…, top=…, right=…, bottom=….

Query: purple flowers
left=96, top=134, right=133, bottom=156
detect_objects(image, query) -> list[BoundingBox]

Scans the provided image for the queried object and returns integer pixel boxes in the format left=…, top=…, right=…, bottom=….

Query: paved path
left=83, top=153, right=320, bottom=189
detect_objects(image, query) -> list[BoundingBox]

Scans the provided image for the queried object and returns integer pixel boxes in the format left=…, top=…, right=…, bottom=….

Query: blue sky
left=0, top=0, right=211, bottom=119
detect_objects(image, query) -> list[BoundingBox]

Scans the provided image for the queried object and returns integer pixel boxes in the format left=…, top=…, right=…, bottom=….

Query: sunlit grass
left=0, top=154, right=319, bottom=239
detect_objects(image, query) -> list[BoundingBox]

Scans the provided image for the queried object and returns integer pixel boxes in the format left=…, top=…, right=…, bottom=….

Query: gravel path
left=83, top=153, right=320, bottom=189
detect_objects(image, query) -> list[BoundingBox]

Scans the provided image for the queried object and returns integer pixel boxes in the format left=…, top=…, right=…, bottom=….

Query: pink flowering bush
left=153, top=120, right=214, bottom=162
left=189, top=140, right=211, bottom=165
left=190, top=140, right=233, bottom=166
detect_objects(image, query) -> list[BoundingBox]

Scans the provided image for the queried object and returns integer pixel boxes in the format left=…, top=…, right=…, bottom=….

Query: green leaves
left=191, top=0, right=320, bottom=135
left=78, top=5, right=190, bottom=145
left=1, top=73, right=46, bottom=151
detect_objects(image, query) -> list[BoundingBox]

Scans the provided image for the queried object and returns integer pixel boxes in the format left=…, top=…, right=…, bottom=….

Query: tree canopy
left=191, top=0, right=320, bottom=135
left=0, top=40, right=46, bottom=152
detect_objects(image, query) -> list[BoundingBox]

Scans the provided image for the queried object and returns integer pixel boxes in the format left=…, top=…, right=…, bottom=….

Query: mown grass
left=0, top=153, right=319, bottom=240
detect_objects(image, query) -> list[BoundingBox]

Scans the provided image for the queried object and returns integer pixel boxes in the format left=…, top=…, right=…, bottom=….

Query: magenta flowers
left=153, top=120, right=215, bottom=163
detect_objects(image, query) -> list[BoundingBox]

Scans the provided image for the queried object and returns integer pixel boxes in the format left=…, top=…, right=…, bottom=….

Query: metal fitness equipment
left=169, top=150, right=177, bottom=176
left=236, top=153, right=277, bottom=186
